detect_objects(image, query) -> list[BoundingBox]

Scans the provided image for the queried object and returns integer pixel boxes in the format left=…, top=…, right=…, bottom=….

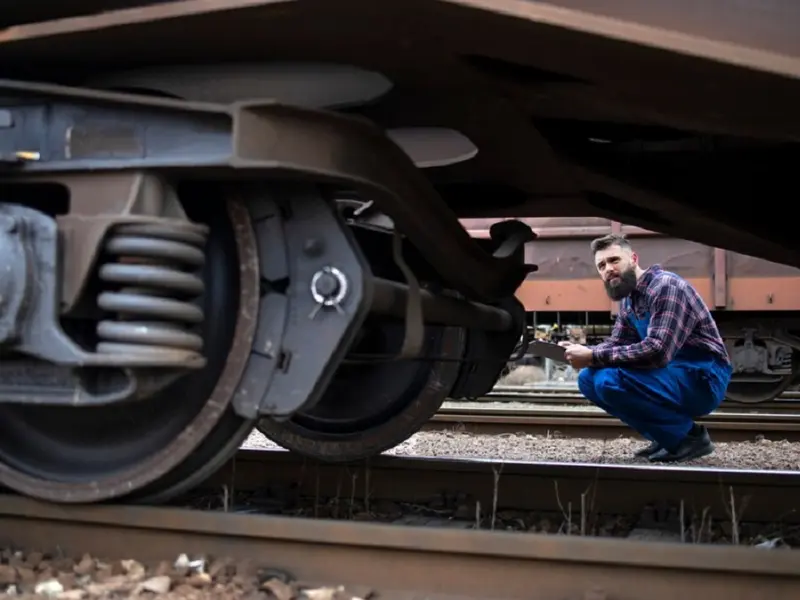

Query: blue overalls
left=577, top=300, right=733, bottom=452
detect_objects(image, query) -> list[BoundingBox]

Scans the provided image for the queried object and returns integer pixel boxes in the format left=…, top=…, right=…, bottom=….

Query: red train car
left=462, top=217, right=800, bottom=403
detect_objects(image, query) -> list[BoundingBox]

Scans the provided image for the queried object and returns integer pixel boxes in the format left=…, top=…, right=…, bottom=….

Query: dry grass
left=206, top=459, right=794, bottom=548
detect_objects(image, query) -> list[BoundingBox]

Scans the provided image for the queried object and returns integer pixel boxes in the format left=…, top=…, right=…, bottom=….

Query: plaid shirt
left=591, top=265, right=730, bottom=368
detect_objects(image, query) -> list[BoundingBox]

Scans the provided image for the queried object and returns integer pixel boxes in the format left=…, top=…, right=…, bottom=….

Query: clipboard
left=528, top=340, right=569, bottom=363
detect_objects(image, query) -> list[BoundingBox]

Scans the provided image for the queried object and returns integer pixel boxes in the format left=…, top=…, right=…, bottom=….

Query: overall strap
left=623, top=295, right=633, bottom=314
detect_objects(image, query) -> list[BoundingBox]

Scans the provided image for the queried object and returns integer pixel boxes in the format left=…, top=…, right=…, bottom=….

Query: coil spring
left=96, top=221, right=209, bottom=365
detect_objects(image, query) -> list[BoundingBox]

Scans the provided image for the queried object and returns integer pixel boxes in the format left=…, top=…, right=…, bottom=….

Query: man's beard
left=604, top=268, right=637, bottom=301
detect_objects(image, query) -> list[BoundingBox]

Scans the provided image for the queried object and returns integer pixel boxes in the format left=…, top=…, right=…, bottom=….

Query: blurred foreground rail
left=1, top=492, right=799, bottom=600
left=2, top=449, right=800, bottom=599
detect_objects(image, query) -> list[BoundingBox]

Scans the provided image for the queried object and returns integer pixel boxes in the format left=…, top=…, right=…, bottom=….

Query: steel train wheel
left=257, top=322, right=465, bottom=462
left=0, top=190, right=259, bottom=504
left=724, top=353, right=800, bottom=404
left=725, top=377, right=799, bottom=404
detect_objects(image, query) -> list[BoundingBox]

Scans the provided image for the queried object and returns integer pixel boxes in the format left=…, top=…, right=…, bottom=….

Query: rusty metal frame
left=0, top=77, right=533, bottom=301
left=1, top=0, right=799, bottom=80
left=467, top=221, right=657, bottom=240
left=440, top=0, right=800, bottom=79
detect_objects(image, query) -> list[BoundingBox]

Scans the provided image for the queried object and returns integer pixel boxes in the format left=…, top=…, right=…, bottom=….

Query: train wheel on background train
left=724, top=376, right=800, bottom=404
left=723, top=337, right=800, bottom=404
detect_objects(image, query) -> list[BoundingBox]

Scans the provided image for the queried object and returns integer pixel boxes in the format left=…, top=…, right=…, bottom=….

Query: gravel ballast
left=242, top=429, right=800, bottom=471
left=0, top=549, right=369, bottom=599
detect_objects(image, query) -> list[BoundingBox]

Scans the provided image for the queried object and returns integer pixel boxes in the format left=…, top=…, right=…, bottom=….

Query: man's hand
left=558, top=341, right=593, bottom=369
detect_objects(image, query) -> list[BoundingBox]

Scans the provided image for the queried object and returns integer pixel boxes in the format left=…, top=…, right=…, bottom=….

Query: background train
left=463, top=217, right=800, bottom=403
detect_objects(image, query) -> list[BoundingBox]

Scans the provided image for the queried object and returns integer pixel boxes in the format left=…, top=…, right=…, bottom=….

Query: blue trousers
left=578, top=358, right=732, bottom=452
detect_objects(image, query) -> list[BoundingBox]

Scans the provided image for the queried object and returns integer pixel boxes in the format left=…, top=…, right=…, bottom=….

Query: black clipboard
left=528, top=340, right=569, bottom=363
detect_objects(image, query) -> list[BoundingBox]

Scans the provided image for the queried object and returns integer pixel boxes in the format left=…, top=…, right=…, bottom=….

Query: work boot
left=648, top=425, right=714, bottom=463
left=634, top=441, right=662, bottom=458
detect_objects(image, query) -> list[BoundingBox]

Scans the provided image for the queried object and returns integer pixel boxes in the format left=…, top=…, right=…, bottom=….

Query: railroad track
left=430, top=404, right=800, bottom=441
left=2, top=449, right=800, bottom=599
left=480, top=386, right=800, bottom=411
left=428, top=386, right=800, bottom=441
left=492, top=385, right=800, bottom=397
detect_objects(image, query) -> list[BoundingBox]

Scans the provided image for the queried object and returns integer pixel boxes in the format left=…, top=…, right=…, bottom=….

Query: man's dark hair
left=590, top=233, right=632, bottom=254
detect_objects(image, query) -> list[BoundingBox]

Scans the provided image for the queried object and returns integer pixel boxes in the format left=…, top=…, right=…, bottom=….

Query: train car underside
left=0, top=0, right=799, bottom=504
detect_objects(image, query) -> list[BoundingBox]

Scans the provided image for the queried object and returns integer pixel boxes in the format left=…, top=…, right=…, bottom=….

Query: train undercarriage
left=508, top=317, right=800, bottom=403
left=721, top=326, right=800, bottom=402
left=0, top=77, right=530, bottom=504
left=0, top=0, right=799, bottom=504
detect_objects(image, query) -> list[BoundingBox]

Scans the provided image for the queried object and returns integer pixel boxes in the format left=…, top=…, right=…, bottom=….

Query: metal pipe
left=369, top=277, right=513, bottom=332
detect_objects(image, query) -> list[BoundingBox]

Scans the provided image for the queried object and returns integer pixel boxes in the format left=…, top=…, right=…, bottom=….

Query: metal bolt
left=314, top=271, right=340, bottom=298
left=309, top=266, right=348, bottom=319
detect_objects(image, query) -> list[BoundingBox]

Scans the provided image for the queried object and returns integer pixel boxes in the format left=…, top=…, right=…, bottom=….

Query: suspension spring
left=96, top=221, right=209, bottom=365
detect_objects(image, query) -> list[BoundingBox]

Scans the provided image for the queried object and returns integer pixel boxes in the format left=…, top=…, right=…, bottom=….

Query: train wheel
left=257, top=321, right=465, bottom=462
left=0, top=190, right=259, bottom=504
left=725, top=376, right=799, bottom=404
left=724, top=351, right=800, bottom=404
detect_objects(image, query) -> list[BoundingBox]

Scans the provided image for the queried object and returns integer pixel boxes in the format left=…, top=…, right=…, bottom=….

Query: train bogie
left=0, top=0, right=799, bottom=504
left=0, top=75, right=527, bottom=503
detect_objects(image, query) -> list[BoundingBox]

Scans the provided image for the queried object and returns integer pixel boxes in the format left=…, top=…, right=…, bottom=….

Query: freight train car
left=463, top=218, right=800, bottom=403
left=0, top=1, right=800, bottom=506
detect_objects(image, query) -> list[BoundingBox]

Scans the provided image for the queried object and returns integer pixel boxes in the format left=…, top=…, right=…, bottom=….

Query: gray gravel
left=242, top=429, right=800, bottom=470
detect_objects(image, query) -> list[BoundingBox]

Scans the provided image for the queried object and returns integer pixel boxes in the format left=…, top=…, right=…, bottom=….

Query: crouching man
left=559, top=234, right=732, bottom=462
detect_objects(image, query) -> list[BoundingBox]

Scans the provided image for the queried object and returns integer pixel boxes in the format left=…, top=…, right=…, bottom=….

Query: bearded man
left=559, top=234, right=732, bottom=462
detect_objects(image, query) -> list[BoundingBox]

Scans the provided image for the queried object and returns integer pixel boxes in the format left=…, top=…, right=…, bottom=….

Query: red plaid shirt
left=591, top=265, right=730, bottom=368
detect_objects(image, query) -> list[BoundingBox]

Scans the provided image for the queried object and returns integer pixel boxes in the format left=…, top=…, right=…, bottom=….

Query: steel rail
left=430, top=404, right=800, bottom=441
left=485, top=385, right=800, bottom=405
left=2, top=492, right=800, bottom=600
left=472, top=393, right=800, bottom=414
left=492, top=385, right=800, bottom=398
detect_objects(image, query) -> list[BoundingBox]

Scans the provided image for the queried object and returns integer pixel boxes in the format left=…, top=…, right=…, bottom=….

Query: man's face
left=594, top=244, right=638, bottom=301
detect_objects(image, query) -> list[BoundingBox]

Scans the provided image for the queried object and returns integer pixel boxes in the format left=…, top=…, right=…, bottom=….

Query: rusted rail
left=2, top=448, right=800, bottom=599
left=493, top=385, right=800, bottom=396
left=474, top=392, right=800, bottom=414
left=430, top=404, right=800, bottom=442
left=482, top=386, right=800, bottom=409
left=2, top=491, right=800, bottom=600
